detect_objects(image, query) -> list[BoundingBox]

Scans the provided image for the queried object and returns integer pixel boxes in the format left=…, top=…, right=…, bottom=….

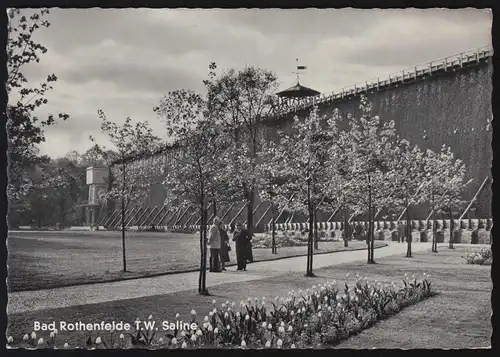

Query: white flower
left=222, top=303, right=226, bottom=309
left=324, top=296, right=328, bottom=302
left=180, top=331, right=186, bottom=337
left=53, top=329, right=58, bottom=335
left=148, top=314, right=153, bottom=320
left=301, top=307, right=306, bottom=313
left=196, top=329, right=203, bottom=336
left=22, top=333, right=29, bottom=341
left=318, top=304, right=322, bottom=310
left=204, top=315, right=209, bottom=322
left=267, top=323, right=272, bottom=330
left=181, top=341, right=188, bottom=348
left=171, top=337, right=178, bottom=345
left=191, top=309, right=196, bottom=315
left=119, top=333, right=125, bottom=340
left=213, top=308, right=217, bottom=313
left=209, top=311, right=214, bottom=317
left=262, top=322, right=267, bottom=328
left=175, top=313, right=180, bottom=319
left=265, top=340, right=271, bottom=348
left=290, top=310, right=295, bottom=316
left=318, top=312, right=322, bottom=318
left=7, top=336, right=13, bottom=344
left=278, top=326, right=285, bottom=333
left=224, top=312, right=229, bottom=318
left=236, top=312, right=241, bottom=318
left=49, top=331, right=55, bottom=338
left=240, top=300, right=245, bottom=306
left=241, top=340, right=247, bottom=347
left=277, top=339, right=283, bottom=348
left=346, top=273, right=350, bottom=278
left=158, top=337, right=164, bottom=344
left=328, top=306, right=333, bottom=311
left=31, top=332, right=37, bottom=340
left=63, top=342, right=69, bottom=348
left=245, top=314, right=250, bottom=321
left=95, top=337, right=102, bottom=344
left=214, top=328, right=219, bottom=334
left=190, top=334, right=197, bottom=342
left=280, top=321, right=285, bottom=327
left=37, top=338, right=44, bottom=345
left=288, top=325, right=293, bottom=332
left=208, top=325, right=213, bottom=332
left=212, top=299, right=217, bottom=305
left=248, top=297, right=252, bottom=302
left=291, top=343, right=296, bottom=348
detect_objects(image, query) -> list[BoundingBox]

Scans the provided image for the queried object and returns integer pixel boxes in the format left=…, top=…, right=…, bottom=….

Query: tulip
left=95, top=337, right=102, bottom=344
left=267, top=323, right=272, bottom=330
left=23, top=334, right=29, bottom=341
left=171, top=337, right=178, bottom=345
left=224, top=312, right=229, bottom=318
left=213, top=308, right=217, bottom=313
left=53, top=329, right=58, bottom=335
left=245, top=314, right=250, bottom=321
left=190, top=309, right=196, bottom=315
left=209, top=311, right=214, bottom=317
left=214, top=328, right=219, bottom=334
left=196, top=329, right=202, bottom=336
left=288, top=325, right=293, bottom=332
left=119, top=333, right=125, bottom=340
left=175, top=313, right=180, bottom=319
left=181, top=341, right=187, bottom=348
left=241, top=340, right=247, bottom=347
left=236, top=312, right=241, bottom=318
left=204, top=316, right=209, bottom=322
left=208, top=325, right=213, bottom=332
left=291, top=343, right=296, bottom=348
left=31, top=332, right=37, bottom=340
left=226, top=325, right=230, bottom=330
left=63, top=342, right=69, bottom=348
left=180, top=331, right=186, bottom=337
left=262, top=322, right=267, bottom=328
left=265, top=340, right=271, bottom=348
left=277, top=339, right=283, bottom=348
left=278, top=326, right=285, bottom=333
left=222, top=303, right=226, bottom=309
left=190, top=334, right=197, bottom=342
left=7, top=336, right=13, bottom=344
left=318, top=312, right=322, bottom=318
left=212, top=299, right=216, bottom=305
left=37, top=338, right=44, bottom=345
left=202, top=322, right=208, bottom=329
left=50, top=331, right=55, bottom=338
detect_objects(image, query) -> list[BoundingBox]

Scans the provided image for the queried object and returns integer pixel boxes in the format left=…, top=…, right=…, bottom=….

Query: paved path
left=8, top=242, right=432, bottom=314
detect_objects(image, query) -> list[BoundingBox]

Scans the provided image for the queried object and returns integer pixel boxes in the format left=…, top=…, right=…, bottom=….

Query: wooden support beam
left=220, top=202, right=237, bottom=221
left=139, top=206, right=157, bottom=226
left=156, top=207, right=174, bottom=226
left=272, top=193, right=295, bottom=225
left=174, top=205, right=192, bottom=226
left=110, top=207, right=133, bottom=228
left=229, top=202, right=248, bottom=226
left=126, top=207, right=144, bottom=227
left=327, top=207, right=340, bottom=222
left=101, top=209, right=117, bottom=226
left=166, top=205, right=184, bottom=227
left=459, top=177, right=489, bottom=220
left=184, top=210, right=199, bottom=227
left=149, top=205, right=166, bottom=226
left=135, top=207, right=151, bottom=227
left=244, top=201, right=263, bottom=225
left=256, top=202, right=273, bottom=228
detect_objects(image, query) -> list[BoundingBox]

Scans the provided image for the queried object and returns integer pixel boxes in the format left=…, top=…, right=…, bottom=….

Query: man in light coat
left=208, top=217, right=222, bottom=272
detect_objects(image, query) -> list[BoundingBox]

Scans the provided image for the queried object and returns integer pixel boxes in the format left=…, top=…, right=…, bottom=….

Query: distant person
left=219, top=223, right=231, bottom=271
left=208, top=217, right=222, bottom=272
left=232, top=222, right=253, bottom=271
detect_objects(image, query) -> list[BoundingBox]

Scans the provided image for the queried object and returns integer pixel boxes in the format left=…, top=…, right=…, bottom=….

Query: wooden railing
left=271, top=45, right=493, bottom=118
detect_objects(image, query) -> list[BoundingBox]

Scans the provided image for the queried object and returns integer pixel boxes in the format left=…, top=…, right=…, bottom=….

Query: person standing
left=232, top=222, right=253, bottom=271
left=208, top=217, right=222, bottom=272
left=219, top=224, right=231, bottom=271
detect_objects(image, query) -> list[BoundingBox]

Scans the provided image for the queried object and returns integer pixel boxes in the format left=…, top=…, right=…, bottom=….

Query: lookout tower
left=275, top=59, right=320, bottom=111
left=84, top=166, right=108, bottom=230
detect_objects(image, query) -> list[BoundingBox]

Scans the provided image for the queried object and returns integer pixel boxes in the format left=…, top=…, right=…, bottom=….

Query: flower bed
left=8, top=273, right=435, bottom=349
left=252, top=231, right=340, bottom=249
left=462, top=247, right=492, bottom=265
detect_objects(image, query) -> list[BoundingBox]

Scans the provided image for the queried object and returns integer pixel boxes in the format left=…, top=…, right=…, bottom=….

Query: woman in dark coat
left=232, top=222, right=253, bottom=271
left=218, top=224, right=231, bottom=271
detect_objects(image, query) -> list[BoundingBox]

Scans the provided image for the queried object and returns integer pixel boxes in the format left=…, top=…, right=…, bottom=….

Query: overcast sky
left=15, top=8, right=491, bottom=159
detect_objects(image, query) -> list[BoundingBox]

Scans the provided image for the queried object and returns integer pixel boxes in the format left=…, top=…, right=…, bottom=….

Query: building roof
left=276, top=82, right=321, bottom=98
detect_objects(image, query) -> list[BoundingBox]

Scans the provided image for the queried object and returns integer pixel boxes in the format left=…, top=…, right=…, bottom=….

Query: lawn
left=7, top=230, right=380, bottom=292
left=6, top=245, right=491, bottom=349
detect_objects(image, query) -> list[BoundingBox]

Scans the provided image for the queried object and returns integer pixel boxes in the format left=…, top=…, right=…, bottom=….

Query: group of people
left=207, top=217, right=253, bottom=272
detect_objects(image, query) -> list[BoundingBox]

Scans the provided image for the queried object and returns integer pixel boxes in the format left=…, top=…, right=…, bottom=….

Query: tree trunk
left=343, top=205, right=349, bottom=248
left=370, top=208, right=375, bottom=263
left=213, top=200, right=217, bottom=219
left=198, top=203, right=204, bottom=294
left=307, top=208, right=314, bottom=276
left=406, top=199, right=412, bottom=258
left=367, top=174, right=374, bottom=263
left=271, top=200, right=277, bottom=254
left=432, top=193, right=438, bottom=253
left=121, top=164, right=127, bottom=272
left=313, top=209, right=319, bottom=250
left=246, top=189, right=254, bottom=237
left=449, top=206, right=454, bottom=249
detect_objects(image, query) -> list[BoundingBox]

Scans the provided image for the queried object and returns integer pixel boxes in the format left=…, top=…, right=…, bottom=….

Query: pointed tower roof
left=276, top=82, right=321, bottom=99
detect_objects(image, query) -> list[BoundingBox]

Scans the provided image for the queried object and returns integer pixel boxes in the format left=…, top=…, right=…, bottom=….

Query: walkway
left=8, top=242, right=432, bottom=314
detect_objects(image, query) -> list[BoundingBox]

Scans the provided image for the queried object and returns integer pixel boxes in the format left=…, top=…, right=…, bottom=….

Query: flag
left=297, top=65, right=307, bottom=70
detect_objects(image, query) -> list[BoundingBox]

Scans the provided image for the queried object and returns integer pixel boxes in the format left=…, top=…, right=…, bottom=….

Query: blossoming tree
left=389, top=140, right=426, bottom=257
left=262, top=108, right=337, bottom=276
left=422, top=145, right=471, bottom=252
left=340, top=96, right=398, bottom=263
left=92, top=112, right=160, bottom=272
left=205, top=64, right=279, bottom=237
left=154, top=89, right=227, bottom=295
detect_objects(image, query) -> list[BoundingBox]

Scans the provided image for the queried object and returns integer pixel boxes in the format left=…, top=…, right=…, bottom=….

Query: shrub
left=253, top=231, right=340, bottom=249
left=462, top=247, right=492, bottom=265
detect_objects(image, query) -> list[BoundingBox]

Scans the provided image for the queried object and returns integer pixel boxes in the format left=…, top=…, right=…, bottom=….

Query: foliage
left=252, top=231, right=338, bottom=249
left=9, top=274, right=435, bottom=349
left=7, top=8, right=69, bottom=202
left=206, top=64, right=280, bottom=235
left=462, top=247, right=492, bottom=266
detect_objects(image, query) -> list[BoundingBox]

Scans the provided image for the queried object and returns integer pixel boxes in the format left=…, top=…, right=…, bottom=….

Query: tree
left=154, top=89, right=226, bottom=295
left=7, top=8, right=69, bottom=203
left=206, top=65, right=279, bottom=238
left=340, top=96, right=398, bottom=263
left=422, top=145, right=471, bottom=252
left=262, top=108, right=336, bottom=277
left=92, top=112, right=160, bottom=272
left=389, top=140, right=426, bottom=257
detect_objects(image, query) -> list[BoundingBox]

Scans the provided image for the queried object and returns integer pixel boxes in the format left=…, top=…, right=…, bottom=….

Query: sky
left=13, top=8, right=492, bottom=159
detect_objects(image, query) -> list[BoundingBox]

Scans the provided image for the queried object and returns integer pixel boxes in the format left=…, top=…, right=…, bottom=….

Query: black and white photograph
left=4, top=7, right=493, bottom=349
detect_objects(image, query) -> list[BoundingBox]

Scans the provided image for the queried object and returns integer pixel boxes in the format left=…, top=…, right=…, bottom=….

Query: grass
left=7, top=230, right=381, bottom=292
left=6, top=245, right=490, bottom=349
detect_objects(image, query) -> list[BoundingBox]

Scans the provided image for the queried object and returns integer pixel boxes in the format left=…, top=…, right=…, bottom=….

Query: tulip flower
left=31, top=332, right=37, bottom=340
left=180, top=331, right=186, bottom=337
left=181, top=341, right=188, bottom=348
left=214, top=328, right=219, bottom=334
left=190, top=309, right=196, bottom=315
left=171, top=337, right=178, bottom=345
left=204, top=316, right=209, bottom=322
left=277, top=339, right=283, bottom=348
left=190, top=334, right=197, bottom=342
left=175, top=313, right=180, bottom=319
left=241, top=340, right=247, bottom=347
left=95, top=337, right=102, bottom=344
left=50, top=331, right=55, bottom=338
left=291, top=343, right=296, bottom=348
left=37, top=338, right=44, bottom=345
left=212, top=299, right=216, bottom=305
left=119, top=333, right=125, bottom=340
left=158, top=337, right=164, bottom=344
left=265, top=340, right=271, bottom=348
left=63, top=342, right=69, bottom=348
left=7, top=336, right=13, bottom=344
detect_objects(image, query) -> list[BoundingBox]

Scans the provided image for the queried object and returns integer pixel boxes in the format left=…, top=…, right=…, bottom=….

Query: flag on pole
left=297, top=65, right=307, bottom=70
